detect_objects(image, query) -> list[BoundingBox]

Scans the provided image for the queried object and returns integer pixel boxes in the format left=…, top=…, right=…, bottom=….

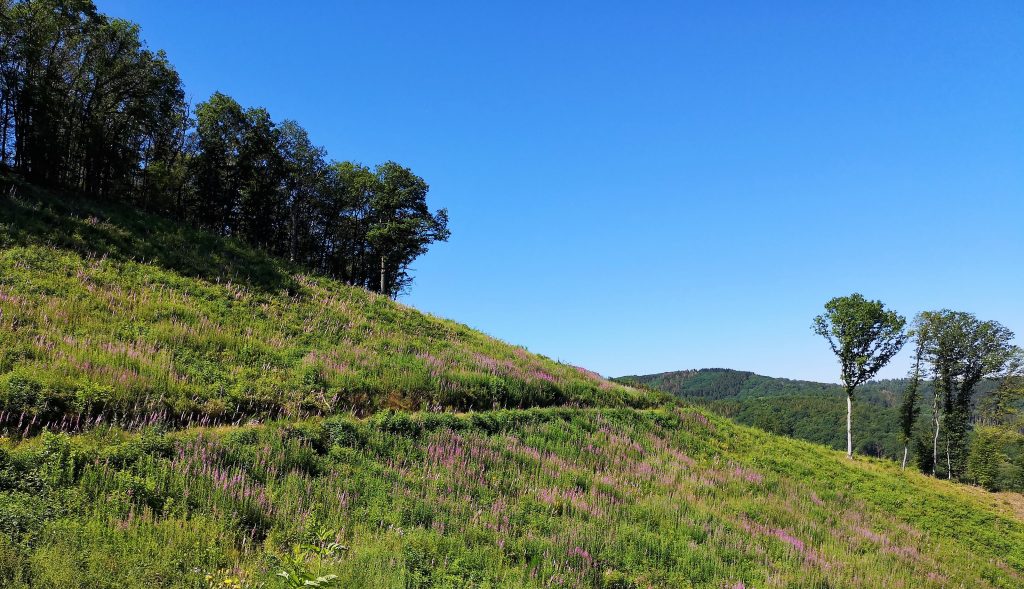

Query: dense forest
left=615, top=369, right=913, bottom=456
left=618, top=367, right=1024, bottom=492
left=0, top=0, right=448, bottom=297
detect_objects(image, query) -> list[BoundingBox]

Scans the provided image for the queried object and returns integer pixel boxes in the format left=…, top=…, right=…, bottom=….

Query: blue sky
left=98, top=1, right=1023, bottom=382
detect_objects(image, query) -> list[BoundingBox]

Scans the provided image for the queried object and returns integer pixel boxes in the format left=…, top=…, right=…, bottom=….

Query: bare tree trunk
left=289, top=204, right=297, bottom=263
left=901, top=445, right=908, bottom=470
left=846, top=393, right=853, bottom=459
left=931, top=392, right=942, bottom=477
left=379, top=255, right=386, bottom=296
left=1, top=98, right=8, bottom=167
left=946, top=440, right=952, bottom=480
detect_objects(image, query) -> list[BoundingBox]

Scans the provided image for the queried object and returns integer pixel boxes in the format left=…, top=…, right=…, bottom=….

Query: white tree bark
left=846, top=394, right=853, bottom=459
left=902, top=445, right=908, bottom=470
left=946, top=441, right=952, bottom=480
left=932, top=387, right=943, bottom=477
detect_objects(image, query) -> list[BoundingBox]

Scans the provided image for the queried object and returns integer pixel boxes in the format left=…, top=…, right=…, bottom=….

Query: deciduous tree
left=899, top=332, right=924, bottom=470
left=813, top=294, right=907, bottom=459
left=915, top=310, right=1015, bottom=478
left=1, top=2, right=448, bottom=297
left=366, top=162, right=449, bottom=297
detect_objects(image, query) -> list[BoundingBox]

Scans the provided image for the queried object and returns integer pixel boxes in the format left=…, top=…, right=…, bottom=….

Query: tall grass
left=0, top=408, right=1021, bottom=587
left=0, top=185, right=657, bottom=433
left=2, top=180, right=1023, bottom=588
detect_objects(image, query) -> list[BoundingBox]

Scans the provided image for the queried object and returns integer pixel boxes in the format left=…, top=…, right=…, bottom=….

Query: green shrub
left=370, top=410, right=422, bottom=437
left=602, top=570, right=638, bottom=589
left=323, top=417, right=367, bottom=448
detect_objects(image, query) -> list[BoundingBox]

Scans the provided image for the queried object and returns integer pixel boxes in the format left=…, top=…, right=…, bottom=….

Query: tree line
left=814, top=294, right=1023, bottom=489
left=0, top=0, right=448, bottom=296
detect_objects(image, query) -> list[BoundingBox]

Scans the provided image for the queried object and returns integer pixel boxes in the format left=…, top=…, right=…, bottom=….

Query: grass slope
left=0, top=180, right=655, bottom=432
left=0, top=180, right=1022, bottom=588
left=2, top=408, right=1023, bottom=588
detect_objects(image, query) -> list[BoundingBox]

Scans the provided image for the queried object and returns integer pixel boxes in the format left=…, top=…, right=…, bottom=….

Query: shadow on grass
left=1, top=175, right=295, bottom=293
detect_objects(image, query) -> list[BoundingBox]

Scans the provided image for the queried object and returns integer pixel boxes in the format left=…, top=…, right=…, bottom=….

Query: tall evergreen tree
left=966, top=427, right=1007, bottom=491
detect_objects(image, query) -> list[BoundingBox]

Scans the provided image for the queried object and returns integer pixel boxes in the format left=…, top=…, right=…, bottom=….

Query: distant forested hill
left=614, top=369, right=997, bottom=460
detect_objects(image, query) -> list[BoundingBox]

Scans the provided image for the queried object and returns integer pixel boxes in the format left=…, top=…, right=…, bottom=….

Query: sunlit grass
left=1, top=182, right=1022, bottom=588
left=0, top=408, right=1021, bottom=587
left=0, top=187, right=657, bottom=433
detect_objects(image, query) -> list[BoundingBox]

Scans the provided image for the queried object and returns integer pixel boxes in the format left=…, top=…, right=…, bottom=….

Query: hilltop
left=0, top=181, right=1023, bottom=588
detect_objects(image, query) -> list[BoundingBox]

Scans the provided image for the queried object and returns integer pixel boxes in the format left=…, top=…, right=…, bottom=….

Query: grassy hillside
left=2, top=406, right=1023, bottom=588
left=1, top=180, right=1024, bottom=588
left=0, top=179, right=655, bottom=435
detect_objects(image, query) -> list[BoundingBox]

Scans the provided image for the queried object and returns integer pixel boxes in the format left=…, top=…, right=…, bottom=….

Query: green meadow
left=1, top=183, right=1023, bottom=588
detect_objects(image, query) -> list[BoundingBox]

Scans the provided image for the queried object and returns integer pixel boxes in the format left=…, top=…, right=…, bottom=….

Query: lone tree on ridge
left=813, top=293, right=907, bottom=459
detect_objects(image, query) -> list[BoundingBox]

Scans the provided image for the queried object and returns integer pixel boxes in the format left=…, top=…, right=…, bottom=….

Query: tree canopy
left=813, top=294, right=908, bottom=394
left=914, top=310, right=1016, bottom=478
left=0, top=0, right=447, bottom=296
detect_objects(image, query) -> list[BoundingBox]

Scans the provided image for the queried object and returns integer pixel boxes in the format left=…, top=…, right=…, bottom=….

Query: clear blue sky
left=98, top=0, right=1023, bottom=383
